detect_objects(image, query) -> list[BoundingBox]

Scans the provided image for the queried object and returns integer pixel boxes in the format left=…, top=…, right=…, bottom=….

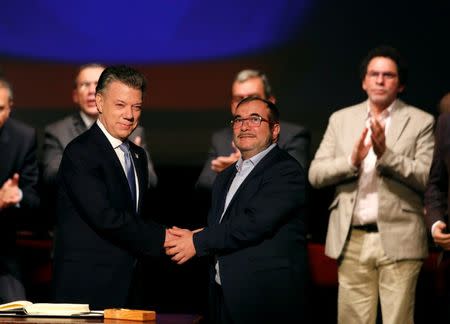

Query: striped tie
left=119, top=141, right=137, bottom=210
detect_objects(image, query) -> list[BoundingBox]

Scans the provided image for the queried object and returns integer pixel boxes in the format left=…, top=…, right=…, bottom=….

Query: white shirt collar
left=96, top=119, right=123, bottom=149
left=235, top=143, right=276, bottom=172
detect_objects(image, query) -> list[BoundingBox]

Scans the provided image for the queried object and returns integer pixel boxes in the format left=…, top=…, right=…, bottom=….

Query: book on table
left=0, top=300, right=102, bottom=317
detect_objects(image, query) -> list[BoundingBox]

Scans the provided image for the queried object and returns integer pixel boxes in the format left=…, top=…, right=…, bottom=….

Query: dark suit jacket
left=425, top=113, right=450, bottom=230
left=52, top=123, right=165, bottom=309
left=193, top=145, right=308, bottom=324
left=42, top=112, right=158, bottom=188
left=0, top=118, right=39, bottom=251
left=196, top=121, right=310, bottom=190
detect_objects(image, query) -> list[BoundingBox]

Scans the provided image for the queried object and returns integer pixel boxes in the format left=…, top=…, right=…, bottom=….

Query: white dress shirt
left=352, top=101, right=394, bottom=225
left=96, top=120, right=139, bottom=210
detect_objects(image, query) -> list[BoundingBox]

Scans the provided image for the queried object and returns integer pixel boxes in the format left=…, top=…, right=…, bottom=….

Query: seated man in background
left=0, top=78, right=40, bottom=302
left=42, top=63, right=158, bottom=189
left=196, top=69, right=310, bottom=191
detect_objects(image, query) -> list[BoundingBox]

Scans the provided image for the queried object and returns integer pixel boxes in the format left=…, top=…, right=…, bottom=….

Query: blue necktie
left=119, top=141, right=137, bottom=210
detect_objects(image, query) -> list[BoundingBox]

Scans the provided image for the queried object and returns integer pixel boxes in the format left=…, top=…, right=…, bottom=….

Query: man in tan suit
left=309, top=45, right=434, bottom=324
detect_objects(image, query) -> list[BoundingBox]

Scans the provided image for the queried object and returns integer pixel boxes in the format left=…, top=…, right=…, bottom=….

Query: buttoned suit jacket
left=42, top=112, right=157, bottom=188
left=193, top=145, right=308, bottom=324
left=308, top=100, right=434, bottom=260
left=196, top=121, right=310, bottom=190
left=52, top=123, right=165, bottom=309
left=424, top=113, right=450, bottom=230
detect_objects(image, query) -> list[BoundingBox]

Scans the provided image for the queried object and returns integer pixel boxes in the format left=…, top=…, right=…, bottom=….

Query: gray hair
left=233, top=69, right=273, bottom=99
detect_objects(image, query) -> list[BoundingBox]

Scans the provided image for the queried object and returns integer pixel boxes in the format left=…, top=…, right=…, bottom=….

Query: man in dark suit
left=52, top=66, right=172, bottom=310
left=42, top=63, right=157, bottom=189
left=166, top=96, right=308, bottom=323
left=425, top=112, right=450, bottom=321
left=0, top=78, right=40, bottom=302
left=196, top=69, right=310, bottom=191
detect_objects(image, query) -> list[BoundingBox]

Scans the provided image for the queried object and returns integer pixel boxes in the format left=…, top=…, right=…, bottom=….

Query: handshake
left=164, top=227, right=204, bottom=265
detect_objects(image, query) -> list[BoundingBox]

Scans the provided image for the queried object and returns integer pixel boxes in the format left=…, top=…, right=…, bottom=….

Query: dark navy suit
left=52, top=123, right=165, bottom=309
left=193, top=145, right=308, bottom=323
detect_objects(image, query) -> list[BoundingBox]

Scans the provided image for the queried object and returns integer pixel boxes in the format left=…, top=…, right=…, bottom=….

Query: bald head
left=438, top=92, right=450, bottom=114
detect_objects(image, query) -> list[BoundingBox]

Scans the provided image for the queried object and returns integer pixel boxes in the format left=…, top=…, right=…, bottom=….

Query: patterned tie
left=119, top=141, right=137, bottom=210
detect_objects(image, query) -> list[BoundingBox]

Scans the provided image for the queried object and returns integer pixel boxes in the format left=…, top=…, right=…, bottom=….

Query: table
left=0, top=313, right=202, bottom=324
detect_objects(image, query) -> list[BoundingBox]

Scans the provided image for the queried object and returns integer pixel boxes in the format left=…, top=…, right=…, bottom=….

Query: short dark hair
left=96, top=65, right=147, bottom=99
left=236, top=95, right=280, bottom=123
left=359, top=45, right=408, bottom=86
left=73, top=63, right=105, bottom=88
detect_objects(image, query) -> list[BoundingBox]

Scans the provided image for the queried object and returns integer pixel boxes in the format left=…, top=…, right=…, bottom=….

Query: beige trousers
left=338, top=229, right=422, bottom=324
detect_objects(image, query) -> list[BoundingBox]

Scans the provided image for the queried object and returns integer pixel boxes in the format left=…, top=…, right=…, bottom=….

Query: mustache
left=237, top=133, right=256, bottom=138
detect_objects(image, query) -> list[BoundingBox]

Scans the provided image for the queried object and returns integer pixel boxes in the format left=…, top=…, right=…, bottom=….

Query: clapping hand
left=351, top=127, right=371, bottom=168
left=0, top=173, right=21, bottom=210
left=370, top=117, right=386, bottom=158
left=211, top=141, right=241, bottom=173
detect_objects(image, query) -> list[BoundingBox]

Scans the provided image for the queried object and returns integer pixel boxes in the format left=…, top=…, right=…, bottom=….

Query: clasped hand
left=164, top=227, right=203, bottom=264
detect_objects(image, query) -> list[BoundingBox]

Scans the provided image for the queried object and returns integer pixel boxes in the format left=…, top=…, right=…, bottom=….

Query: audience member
left=196, top=69, right=310, bottom=191
left=424, top=112, right=450, bottom=321
left=42, top=63, right=157, bottom=189
left=165, top=96, right=308, bottom=324
left=51, top=66, right=173, bottom=309
left=438, top=92, right=450, bottom=114
left=0, top=78, right=40, bottom=302
left=308, top=45, right=434, bottom=324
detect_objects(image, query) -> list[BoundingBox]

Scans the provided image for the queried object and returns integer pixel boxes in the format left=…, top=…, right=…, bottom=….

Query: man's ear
left=95, top=94, right=103, bottom=114
left=272, top=123, right=280, bottom=142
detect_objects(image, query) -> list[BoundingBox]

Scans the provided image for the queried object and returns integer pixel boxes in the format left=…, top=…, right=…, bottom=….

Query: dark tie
left=119, top=141, right=137, bottom=210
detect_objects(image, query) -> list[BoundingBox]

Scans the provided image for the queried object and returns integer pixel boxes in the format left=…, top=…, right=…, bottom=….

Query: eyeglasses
left=77, top=81, right=98, bottom=90
left=230, top=115, right=271, bottom=128
left=366, top=71, right=398, bottom=80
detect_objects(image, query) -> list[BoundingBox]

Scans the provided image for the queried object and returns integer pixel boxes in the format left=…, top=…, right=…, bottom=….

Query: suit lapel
left=212, top=166, right=237, bottom=224
left=218, top=146, right=280, bottom=224
left=385, top=100, right=409, bottom=148
left=90, top=124, right=131, bottom=195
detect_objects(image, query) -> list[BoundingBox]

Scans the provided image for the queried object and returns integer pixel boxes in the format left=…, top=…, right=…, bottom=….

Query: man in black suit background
left=196, top=69, right=310, bottom=191
left=52, top=66, right=173, bottom=309
left=0, top=78, right=40, bottom=302
left=166, top=96, right=308, bottom=323
left=42, top=63, right=158, bottom=189
left=424, top=112, right=450, bottom=321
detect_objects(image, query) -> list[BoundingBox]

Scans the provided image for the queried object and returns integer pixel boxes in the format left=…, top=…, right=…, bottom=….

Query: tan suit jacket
left=309, top=99, right=434, bottom=261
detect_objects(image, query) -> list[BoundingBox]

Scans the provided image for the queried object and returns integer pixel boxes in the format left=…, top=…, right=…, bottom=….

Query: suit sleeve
left=196, top=148, right=217, bottom=191
left=193, top=158, right=305, bottom=256
left=19, top=128, right=40, bottom=210
left=308, top=113, right=359, bottom=188
left=376, top=113, right=435, bottom=192
left=42, top=125, right=65, bottom=186
left=59, top=146, right=165, bottom=256
left=282, top=126, right=311, bottom=170
left=424, top=114, right=448, bottom=229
